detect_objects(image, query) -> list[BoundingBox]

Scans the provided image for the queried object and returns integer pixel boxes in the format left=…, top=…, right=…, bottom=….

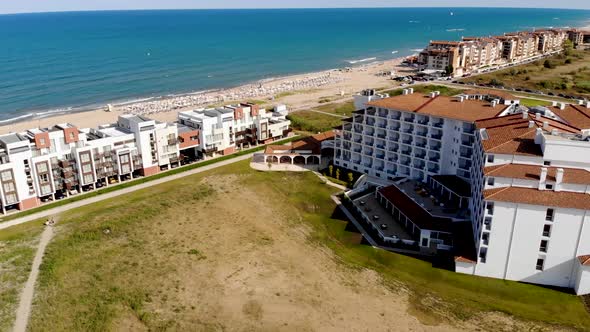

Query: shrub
left=565, top=58, right=572, bottom=64
left=544, top=60, right=555, bottom=69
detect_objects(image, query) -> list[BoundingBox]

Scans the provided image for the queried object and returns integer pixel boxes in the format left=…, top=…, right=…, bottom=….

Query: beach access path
left=0, top=153, right=254, bottom=231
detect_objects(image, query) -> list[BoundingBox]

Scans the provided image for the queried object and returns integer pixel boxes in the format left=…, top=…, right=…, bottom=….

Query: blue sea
left=0, top=8, right=589, bottom=122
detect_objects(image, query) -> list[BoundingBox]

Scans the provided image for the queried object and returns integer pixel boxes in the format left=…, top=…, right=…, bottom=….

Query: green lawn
left=0, top=160, right=588, bottom=330
left=461, top=49, right=590, bottom=97
left=287, top=109, right=347, bottom=133
left=518, top=98, right=552, bottom=107
left=382, top=84, right=464, bottom=97
left=0, top=222, right=43, bottom=331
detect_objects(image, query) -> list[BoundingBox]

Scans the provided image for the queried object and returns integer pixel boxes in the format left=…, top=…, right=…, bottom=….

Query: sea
left=0, top=8, right=589, bottom=123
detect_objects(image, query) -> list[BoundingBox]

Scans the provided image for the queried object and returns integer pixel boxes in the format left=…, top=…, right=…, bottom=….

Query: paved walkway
left=0, top=153, right=253, bottom=231
left=13, top=225, right=55, bottom=332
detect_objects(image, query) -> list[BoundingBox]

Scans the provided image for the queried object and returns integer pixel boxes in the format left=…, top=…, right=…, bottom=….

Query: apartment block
left=418, top=28, right=571, bottom=76
left=0, top=102, right=291, bottom=215
left=178, top=103, right=291, bottom=157
left=335, top=89, right=590, bottom=294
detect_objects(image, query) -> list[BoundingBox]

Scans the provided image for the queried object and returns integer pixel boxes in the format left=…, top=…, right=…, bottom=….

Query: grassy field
left=518, top=98, right=552, bottom=107
left=461, top=50, right=590, bottom=97
left=381, top=84, right=464, bottom=97
left=0, top=222, right=43, bottom=331
left=1, top=161, right=588, bottom=331
left=287, top=101, right=354, bottom=133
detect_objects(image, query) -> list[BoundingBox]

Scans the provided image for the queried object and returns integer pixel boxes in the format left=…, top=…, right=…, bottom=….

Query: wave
left=391, top=50, right=399, bottom=55
left=410, top=48, right=423, bottom=52
left=408, top=20, right=420, bottom=23
left=446, top=28, right=465, bottom=32
left=346, top=57, right=377, bottom=64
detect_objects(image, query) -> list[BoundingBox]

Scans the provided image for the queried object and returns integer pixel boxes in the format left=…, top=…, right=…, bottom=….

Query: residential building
left=334, top=89, right=590, bottom=294
left=0, top=102, right=291, bottom=215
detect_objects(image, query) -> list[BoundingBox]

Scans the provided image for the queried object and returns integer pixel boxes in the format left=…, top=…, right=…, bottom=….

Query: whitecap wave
left=410, top=49, right=423, bottom=52
left=346, top=57, right=377, bottom=64
left=446, top=28, right=465, bottom=32
left=391, top=50, right=399, bottom=54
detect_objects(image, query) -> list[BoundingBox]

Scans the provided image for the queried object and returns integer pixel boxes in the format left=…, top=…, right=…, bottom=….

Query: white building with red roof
left=335, top=88, right=590, bottom=294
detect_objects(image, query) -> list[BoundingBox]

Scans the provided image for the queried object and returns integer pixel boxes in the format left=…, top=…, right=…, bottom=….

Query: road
left=0, top=153, right=254, bottom=231
left=13, top=225, right=54, bottom=332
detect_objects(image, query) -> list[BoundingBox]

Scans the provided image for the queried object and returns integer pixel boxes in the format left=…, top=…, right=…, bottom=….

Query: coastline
left=0, top=57, right=413, bottom=135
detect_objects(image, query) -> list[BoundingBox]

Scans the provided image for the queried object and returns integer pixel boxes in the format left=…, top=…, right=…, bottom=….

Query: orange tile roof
left=484, top=187, right=590, bottom=210
left=579, top=255, right=590, bottom=266
left=455, top=256, right=476, bottom=263
left=475, top=114, right=579, bottom=156
left=264, top=131, right=333, bottom=155
left=484, top=164, right=590, bottom=185
left=311, top=130, right=335, bottom=142
left=368, top=94, right=508, bottom=122
left=549, top=104, right=590, bottom=129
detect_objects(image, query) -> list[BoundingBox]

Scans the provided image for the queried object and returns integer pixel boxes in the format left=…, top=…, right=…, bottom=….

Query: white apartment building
left=334, top=89, right=519, bottom=182
left=336, top=89, right=590, bottom=294
left=178, top=103, right=291, bottom=157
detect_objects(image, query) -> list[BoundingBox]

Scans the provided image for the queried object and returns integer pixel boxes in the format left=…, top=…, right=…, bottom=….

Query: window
left=543, top=161, right=551, bottom=166
left=486, top=202, right=494, bottom=216
left=545, top=183, right=554, bottom=190
left=39, top=174, right=49, bottom=184
left=482, top=232, right=490, bottom=246
left=536, top=258, right=545, bottom=271
left=487, top=177, right=495, bottom=186
left=80, top=153, right=90, bottom=163
left=484, top=217, right=492, bottom=231
left=120, top=154, right=129, bottom=163
left=37, top=163, right=48, bottom=173
left=1, top=171, right=12, bottom=181
left=69, top=132, right=75, bottom=140
left=479, top=248, right=488, bottom=263
left=539, top=240, right=548, bottom=253
left=487, top=154, right=495, bottom=163
left=3, top=182, right=14, bottom=193
left=545, top=208, right=554, bottom=222
left=82, top=164, right=92, bottom=173
left=39, top=138, right=46, bottom=145
left=543, top=224, right=552, bottom=237
left=83, top=174, right=94, bottom=184
left=5, top=193, right=17, bottom=204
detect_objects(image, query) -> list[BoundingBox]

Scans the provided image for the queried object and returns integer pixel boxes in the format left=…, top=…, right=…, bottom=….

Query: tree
left=563, top=39, right=574, bottom=56
left=328, top=165, right=334, bottom=177
left=444, top=64, right=454, bottom=77
left=335, top=169, right=341, bottom=180
left=544, top=59, right=555, bottom=69
left=347, top=172, right=354, bottom=187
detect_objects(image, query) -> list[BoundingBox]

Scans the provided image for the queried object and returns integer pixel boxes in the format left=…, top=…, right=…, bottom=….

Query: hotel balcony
left=365, top=149, right=374, bottom=157
left=364, top=162, right=373, bottom=168
left=388, top=124, right=400, bottom=131
left=364, top=129, right=375, bottom=136
left=388, top=144, right=399, bottom=152
left=461, top=136, right=474, bottom=146
left=416, top=129, right=428, bottom=137
left=387, top=156, right=397, bottom=163
left=416, top=117, right=429, bottom=125
left=401, top=149, right=411, bottom=156
left=462, top=123, right=476, bottom=134
left=353, top=136, right=362, bottom=143
left=364, top=138, right=375, bottom=146
left=376, top=153, right=385, bottom=160
left=366, top=118, right=376, bottom=126
left=376, top=144, right=385, bottom=150
left=459, top=148, right=472, bottom=159
left=428, top=165, right=440, bottom=173
left=427, top=154, right=440, bottom=163
left=353, top=125, right=363, bottom=133
left=414, top=152, right=426, bottom=159
left=402, top=138, right=413, bottom=145
left=377, top=121, right=387, bottom=129
left=400, top=157, right=411, bottom=166
left=376, top=131, right=386, bottom=139
left=402, top=126, right=413, bottom=134
left=429, top=133, right=442, bottom=140
left=429, top=142, right=442, bottom=151
left=403, top=115, right=415, bottom=122
left=387, top=169, right=396, bottom=175
left=389, top=112, right=401, bottom=120
left=353, top=147, right=362, bottom=153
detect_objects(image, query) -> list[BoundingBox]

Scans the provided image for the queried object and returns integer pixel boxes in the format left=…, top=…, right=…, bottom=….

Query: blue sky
left=1, top=0, right=589, bottom=14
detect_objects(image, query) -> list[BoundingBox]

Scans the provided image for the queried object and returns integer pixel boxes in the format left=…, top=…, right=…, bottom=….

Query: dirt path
left=13, top=225, right=54, bottom=332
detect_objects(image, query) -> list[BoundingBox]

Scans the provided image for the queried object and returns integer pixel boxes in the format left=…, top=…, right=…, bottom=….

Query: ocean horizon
left=1, top=7, right=589, bottom=122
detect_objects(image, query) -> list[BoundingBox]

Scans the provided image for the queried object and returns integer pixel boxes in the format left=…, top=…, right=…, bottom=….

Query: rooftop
left=0, top=133, right=28, bottom=145
left=431, top=175, right=471, bottom=197
left=485, top=164, right=590, bottom=185
left=549, top=104, right=590, bottom=129
left=368, top=94, right=509, bottom=123
left=484, top=186, right=590, bottom=210
left=462, top=89, right=518, bottom=101
left=579, top=255, right=590, bottom=266
left=378, top=180, right=469, bottom=233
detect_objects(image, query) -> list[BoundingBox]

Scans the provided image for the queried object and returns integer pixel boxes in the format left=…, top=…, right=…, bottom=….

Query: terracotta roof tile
left=485, top=164, right=590, bottom=185
left=368, top=94, right=509, bottom=122
left=550, top=104, right=590, bottom=129
left=579, top=255, right=590, bottom=266
left=484, top=187, right=590, bottom=210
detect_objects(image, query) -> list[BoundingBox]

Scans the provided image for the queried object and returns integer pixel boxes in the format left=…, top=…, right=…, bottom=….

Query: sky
left=1, top=0, right=589, bottom=14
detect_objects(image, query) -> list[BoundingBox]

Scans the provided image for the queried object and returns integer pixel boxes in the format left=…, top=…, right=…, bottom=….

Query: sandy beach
left=0, top=58, right=413, bottom=135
